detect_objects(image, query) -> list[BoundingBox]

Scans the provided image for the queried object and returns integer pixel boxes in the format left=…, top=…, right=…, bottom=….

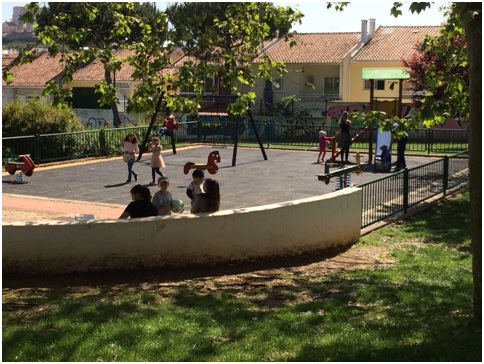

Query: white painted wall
left=3, top=187, right=362, bottom=275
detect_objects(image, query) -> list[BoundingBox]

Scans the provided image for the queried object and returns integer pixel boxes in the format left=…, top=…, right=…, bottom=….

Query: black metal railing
left=358, top=152, right=469, bottom=228
left=2, top=121, right=468, bottom=165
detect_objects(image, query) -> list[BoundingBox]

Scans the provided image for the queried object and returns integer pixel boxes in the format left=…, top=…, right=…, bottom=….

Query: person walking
left=122, top=133, right=139, bottom=183
left=149, top=137, right=166, bottom=185
left=190, top=178, right=220, bottom=213
left=335, top=111, right=353, bottom=163
left=119, top=184, right=158, bottom=219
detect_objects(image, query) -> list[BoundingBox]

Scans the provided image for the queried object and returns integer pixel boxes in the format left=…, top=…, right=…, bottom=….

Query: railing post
left=99, top=128, right=106, bottom=156
left=403, top=168, right=409, bottom=214
left=443, top=155, right=449, bottom=196
left=426, top=129, right=432, bottom=155
left=34, top=134, right=41, bottom=164
left=197, top=119, right=202, bottom=143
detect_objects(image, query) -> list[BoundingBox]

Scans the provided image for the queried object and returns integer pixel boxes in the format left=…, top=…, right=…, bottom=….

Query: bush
left=2, top=98, right=84, bottom=137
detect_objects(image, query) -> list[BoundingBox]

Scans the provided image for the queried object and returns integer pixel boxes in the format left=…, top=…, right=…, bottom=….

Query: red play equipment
left=5, top=154, right=36, bottom=177
left=183, top=150, right=221, bottom=175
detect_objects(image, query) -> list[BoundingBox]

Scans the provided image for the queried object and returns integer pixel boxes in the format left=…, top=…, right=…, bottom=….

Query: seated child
left=186, top=169, right=205, bottom=206
left=378, top=145, right=392, bottom=172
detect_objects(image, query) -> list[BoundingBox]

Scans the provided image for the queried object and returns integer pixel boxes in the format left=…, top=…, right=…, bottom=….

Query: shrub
left=2, top=98, right=84, bottom=137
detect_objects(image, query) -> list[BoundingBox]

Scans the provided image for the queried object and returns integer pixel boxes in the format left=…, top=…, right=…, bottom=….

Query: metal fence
left=2, top=120, right=468, bottom=164
left=358, top=151, right=469, bottom=228
left=180, top=119, right=468, bottom=154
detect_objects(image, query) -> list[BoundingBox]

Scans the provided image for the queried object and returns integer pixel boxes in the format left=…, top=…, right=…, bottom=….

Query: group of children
left=121, top=128, right=220, bottom=218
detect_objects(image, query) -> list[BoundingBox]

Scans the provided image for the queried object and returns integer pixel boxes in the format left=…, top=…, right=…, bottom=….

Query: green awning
left=362, top=68, right=410, bottom=80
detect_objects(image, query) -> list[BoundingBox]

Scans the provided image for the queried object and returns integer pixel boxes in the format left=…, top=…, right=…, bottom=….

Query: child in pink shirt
left=317, top=130, right=331, bottom=163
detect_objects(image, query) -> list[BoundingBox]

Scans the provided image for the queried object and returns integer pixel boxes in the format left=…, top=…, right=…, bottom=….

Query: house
left=247, top=31, right=362, bottom=117
left=339, top=24, right=442, bottom=121
left=2, top=49, right=63, bottom=104
left=2, top=20, right=446, bottom=127
left=70, top=48, right=183, bottom=126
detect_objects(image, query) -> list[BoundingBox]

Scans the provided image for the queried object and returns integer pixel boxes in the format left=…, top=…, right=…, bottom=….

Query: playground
left=2, top=145, right=436, bottom=222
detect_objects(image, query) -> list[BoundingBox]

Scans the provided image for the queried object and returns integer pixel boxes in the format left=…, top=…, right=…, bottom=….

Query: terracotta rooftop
left=2, top=51, right=63, bottom=87
left=256, top=32, right=361, bottom=64
left=73, top=49, right=176, bottom=82
left=353, top=26, right=442, bottom=61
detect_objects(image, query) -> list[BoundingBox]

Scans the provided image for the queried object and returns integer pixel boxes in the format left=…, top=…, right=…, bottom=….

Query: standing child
left=317, top=130, right=331, bottom=164
left=151, top=176, right=173, bottom=216
left=186, top=169, right=205, bottom=207
left=149, top=137, right=165, bottom=185
left=122, top=133, right=139, bottom=183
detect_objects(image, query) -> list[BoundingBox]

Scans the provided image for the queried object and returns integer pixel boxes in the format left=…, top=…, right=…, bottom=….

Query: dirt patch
left=2, top=208, right=78, bottom=223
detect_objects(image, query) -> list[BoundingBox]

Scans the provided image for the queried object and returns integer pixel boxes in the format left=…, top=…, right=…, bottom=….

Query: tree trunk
left=104, top=68, right=121, bottom=128
left=458, top=2, right=482, bottom=320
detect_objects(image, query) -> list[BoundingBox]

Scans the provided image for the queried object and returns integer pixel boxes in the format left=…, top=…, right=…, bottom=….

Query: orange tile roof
left=2, top=51, right=63, bottom=87
left=73, top=49, right=176, bottom=82
left=72, top=49, right=134, bottom=82
left=256, top=32, right=361, bottom=64
left=353, top=26, right=442, bottom=61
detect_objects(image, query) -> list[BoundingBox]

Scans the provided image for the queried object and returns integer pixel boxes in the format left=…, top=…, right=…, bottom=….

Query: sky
left=1, top=1, right=449, bottom=32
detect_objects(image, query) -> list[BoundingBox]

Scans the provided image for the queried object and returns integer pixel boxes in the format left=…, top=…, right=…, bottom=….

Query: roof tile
left=353, top=26, right=442, bottom=61
left=3, top=51, right=63, bottom=87
left=257, top=32, right=360, bottom=64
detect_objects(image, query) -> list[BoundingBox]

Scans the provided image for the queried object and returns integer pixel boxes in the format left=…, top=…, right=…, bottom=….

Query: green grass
left=2, top=190, right=480, bottom=361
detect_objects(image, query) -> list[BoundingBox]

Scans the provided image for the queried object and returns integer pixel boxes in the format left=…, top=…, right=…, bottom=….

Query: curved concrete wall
left=3, top=187, right=362, bottom=275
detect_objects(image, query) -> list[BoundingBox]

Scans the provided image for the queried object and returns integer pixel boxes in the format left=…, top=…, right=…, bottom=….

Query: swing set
left=136, top=91, right=268, bottom=167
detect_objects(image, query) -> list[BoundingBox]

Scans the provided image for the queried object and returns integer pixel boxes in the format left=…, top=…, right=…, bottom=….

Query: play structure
left=183, top=150, right=221, bottom=175
left=137, top=92, right=268, bottom=167
left=5, top=154, right=36, bottom=183
left=327, top=67, right=409, bottom=170
left=318, top=152, right=363, bottom=189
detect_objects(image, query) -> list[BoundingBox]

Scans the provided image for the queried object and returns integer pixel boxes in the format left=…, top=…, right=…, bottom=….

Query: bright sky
left=2, top=1, right=449, bottom=32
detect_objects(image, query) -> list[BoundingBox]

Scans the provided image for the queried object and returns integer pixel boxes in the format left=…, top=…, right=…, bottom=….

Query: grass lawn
left=2, top=189, right=480, bottom=361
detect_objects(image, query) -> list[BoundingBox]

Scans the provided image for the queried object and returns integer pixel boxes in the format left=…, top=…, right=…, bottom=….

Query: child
left=158, top=114, right=178, bottom=137
left=191, top=178, right=221, bottom=213
left=186, top=169, right=205, bottom=207
left=122, top=133, right=139, bottom=183
left=149, top=137, right=165, bottom=185
left=151, top=176, right=173, bottom=216
left=379, top=145, right=392, bottom=172
left=119, top=184, right=158, bottom=219
left=317, top=130, right=331, bottom=163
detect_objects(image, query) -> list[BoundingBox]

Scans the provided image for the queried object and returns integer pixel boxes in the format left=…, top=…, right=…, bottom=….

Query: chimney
left=369, top=18, right=376, bottom=40
left=361, top=20, right=368, bottom=44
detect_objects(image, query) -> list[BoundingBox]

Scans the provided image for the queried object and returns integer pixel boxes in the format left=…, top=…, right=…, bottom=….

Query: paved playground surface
left=2, top=145, right=436, bottom=220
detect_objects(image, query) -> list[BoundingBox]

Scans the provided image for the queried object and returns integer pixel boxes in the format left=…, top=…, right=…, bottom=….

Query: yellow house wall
left=245, top=64, right=341, bottom=110
left=346, top=61, right=411, bottom=103
left=3, top=187, right=362, bottom=275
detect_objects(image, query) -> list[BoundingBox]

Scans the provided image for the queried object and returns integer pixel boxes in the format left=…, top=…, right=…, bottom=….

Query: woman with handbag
left=122, top=133, right=139, bottom=183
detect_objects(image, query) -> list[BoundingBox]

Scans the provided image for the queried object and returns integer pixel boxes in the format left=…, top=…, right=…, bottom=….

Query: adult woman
left=119, top=184, right=158, bottom=219
left=191, top=178, right=220, bottom=213
left=122, top=133, right=139, bottom=183
left=335, top=111, right=353, bottom=163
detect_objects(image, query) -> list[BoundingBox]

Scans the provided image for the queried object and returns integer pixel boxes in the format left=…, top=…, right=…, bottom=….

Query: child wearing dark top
left=119, top=184, right=158, bottom=219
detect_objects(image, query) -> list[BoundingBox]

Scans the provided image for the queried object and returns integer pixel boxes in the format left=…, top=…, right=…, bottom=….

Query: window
left=180, top=76, right=218, bottom=95
left=364, top=79, right=385, bottom=90
left=323, top=77, right=339, bottom=97
left=272, top=77, right=284, bottom=92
